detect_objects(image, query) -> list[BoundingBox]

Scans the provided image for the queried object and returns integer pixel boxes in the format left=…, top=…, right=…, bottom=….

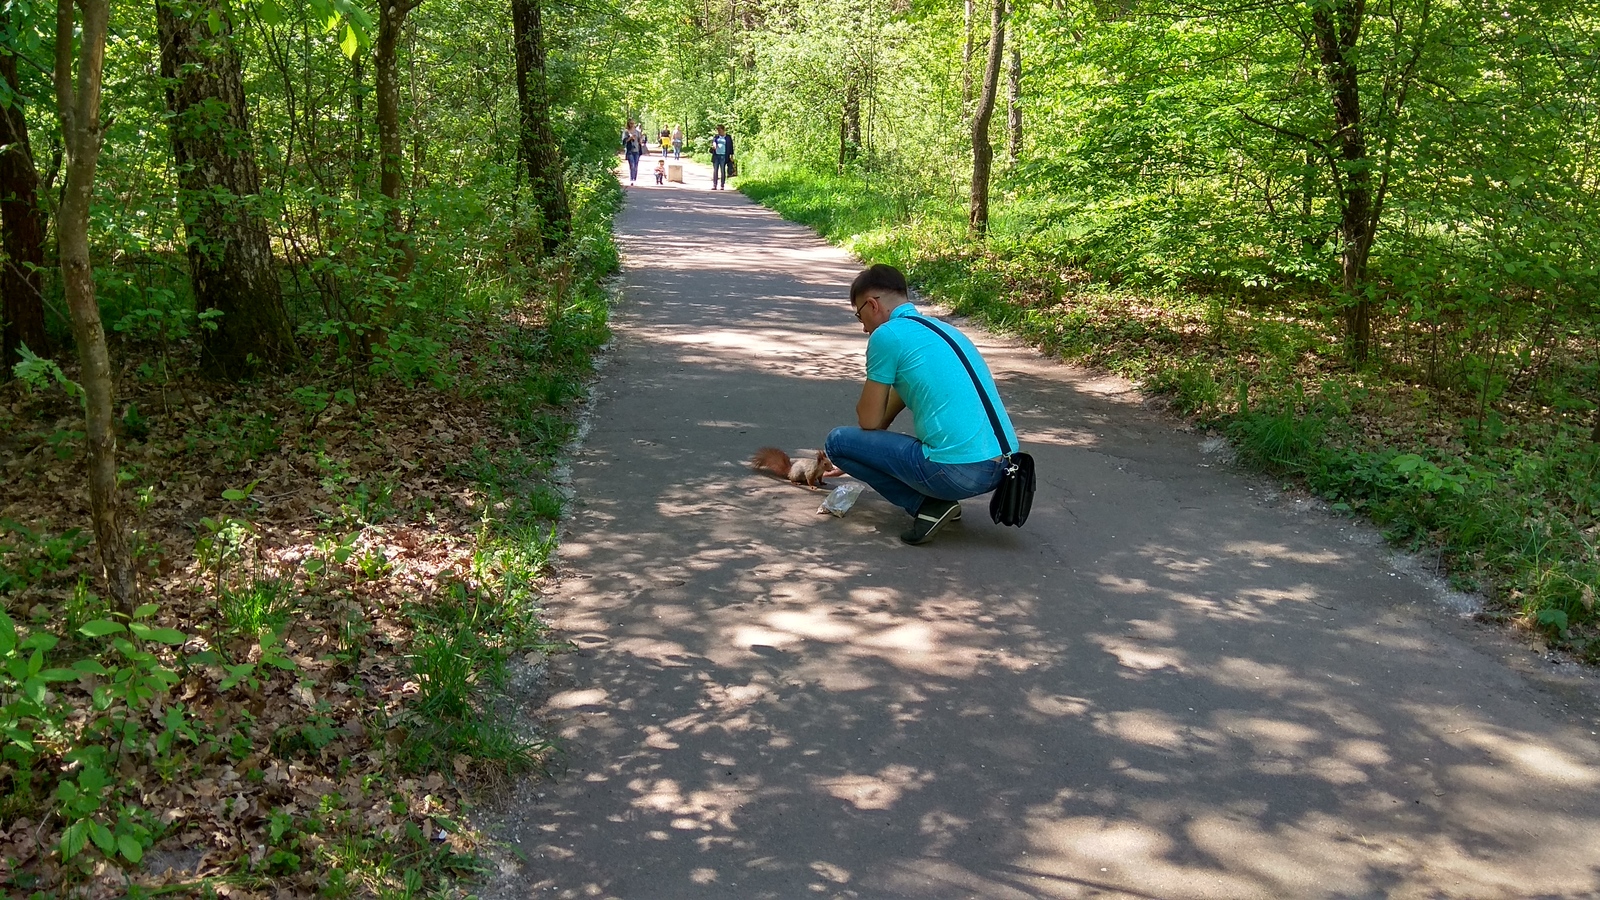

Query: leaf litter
left=0, top=317, right=579, bottom=898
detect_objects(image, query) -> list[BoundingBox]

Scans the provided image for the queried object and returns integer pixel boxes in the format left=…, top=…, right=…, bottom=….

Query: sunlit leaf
left=0, top=611, right=16, bottom=656
left=129, top=623, right=188, bottom=645
left=89, top=821, right=115, bottom=854
left=59, top=821, right=88, bottom=861
left=118, top=833, right=144, bottom=864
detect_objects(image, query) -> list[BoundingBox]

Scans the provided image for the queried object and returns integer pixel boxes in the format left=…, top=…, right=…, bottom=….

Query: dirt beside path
left=483, top=177, right=1600, bottom=899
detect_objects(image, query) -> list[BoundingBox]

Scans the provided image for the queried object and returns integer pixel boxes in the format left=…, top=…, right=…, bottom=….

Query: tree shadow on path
left=480, top=183, right=1600, bottom=900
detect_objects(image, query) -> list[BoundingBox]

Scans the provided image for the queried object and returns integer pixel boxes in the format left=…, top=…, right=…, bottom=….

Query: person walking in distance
left=709, top=124, right=734, bottom=190
left=621, top=121, right=644, bottom=185
left=825, top=264, right=1018, bottom=545
left=671, top=125, right=684, bottom=160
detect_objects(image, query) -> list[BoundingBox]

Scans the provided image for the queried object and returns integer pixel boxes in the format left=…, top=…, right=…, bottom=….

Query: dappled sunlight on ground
left=482, top=177, right=1600, bottom=900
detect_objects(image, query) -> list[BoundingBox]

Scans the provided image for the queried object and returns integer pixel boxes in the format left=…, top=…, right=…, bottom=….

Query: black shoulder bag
left=908, top=316, right=1035, bottom=527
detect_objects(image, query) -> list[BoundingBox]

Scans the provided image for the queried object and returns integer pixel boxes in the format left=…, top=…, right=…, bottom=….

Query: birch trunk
left=55, top=0, right=134, bottom=611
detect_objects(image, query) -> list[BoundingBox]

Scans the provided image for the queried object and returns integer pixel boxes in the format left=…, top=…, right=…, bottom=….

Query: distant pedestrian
left=671, top=125, right=684, bottom=160
left=710, top=125, right=734, bottom=190
left=621, top=121, right=644, bottom=185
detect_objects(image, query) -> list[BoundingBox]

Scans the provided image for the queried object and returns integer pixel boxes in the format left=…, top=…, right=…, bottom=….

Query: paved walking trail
left=486, top=156, right=1600, bottom=899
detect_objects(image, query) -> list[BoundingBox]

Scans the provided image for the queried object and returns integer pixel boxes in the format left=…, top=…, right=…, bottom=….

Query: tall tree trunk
left=511, top=0, right=570, bottom=252
left=56, top=0, right=133, bottom=612
left=962, top=0, right=975, bottom=120
left=157, top=0, right=296, bottom=378
left=839, top=80, right=861, bottom=170
left=1, top=22, right=49, bottom=370
left=376, top=0, right=420, bottom=280
left=969, top=0, right=1005, bottom=237
left=1312, top=0, right=1376, bottom=363
left=1301, top=147, right=1317, bottom=248
left=1006, top=45, right=1021, bottom=165
left=351, top=53, right=368, bottom=193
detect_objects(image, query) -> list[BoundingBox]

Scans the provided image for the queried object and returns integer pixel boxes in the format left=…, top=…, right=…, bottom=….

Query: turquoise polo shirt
left=865, top=304, right=1019, bottom=464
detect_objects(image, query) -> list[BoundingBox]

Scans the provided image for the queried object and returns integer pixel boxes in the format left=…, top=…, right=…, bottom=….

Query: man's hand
left=856, top=381, right=905, bottom=430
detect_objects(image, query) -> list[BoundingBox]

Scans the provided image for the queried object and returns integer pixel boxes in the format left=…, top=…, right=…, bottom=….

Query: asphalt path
left=484, top=154, right=1600, bottom=899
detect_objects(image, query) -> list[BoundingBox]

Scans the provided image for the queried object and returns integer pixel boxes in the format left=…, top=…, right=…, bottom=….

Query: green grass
left=218, top=577, right=291, bottom=636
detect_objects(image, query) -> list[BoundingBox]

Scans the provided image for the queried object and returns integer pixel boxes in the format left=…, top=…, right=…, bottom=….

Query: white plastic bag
left=818, top=483, right=864, bottom=517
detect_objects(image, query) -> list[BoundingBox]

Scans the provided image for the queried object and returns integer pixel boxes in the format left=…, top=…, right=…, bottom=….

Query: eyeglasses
left=852, top=297, right=876, bottom=322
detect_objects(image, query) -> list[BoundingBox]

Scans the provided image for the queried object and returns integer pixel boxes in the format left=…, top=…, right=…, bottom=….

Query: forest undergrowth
left=742, top=168, right=1600, bottom=662
left=0, top=175, right=620, bottom=898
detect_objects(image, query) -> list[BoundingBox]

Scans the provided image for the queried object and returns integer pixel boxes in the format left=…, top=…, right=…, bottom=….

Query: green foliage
left=395, top=587, right=548, bottom=775
left=0, top=521, right=89, bottom=594
left=3, top=0, right=626, bottom=891
left=1, top=605, right=190, bottom=873
left=219, top=577, right=292, bottom=636
left=11, top=346, right=84, bottom=407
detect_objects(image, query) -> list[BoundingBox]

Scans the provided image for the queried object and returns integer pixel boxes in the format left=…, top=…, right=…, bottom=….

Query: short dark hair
left=850, top=264, right=908, bottom=303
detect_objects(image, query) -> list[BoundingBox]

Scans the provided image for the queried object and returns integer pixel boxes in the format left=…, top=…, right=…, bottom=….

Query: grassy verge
left=0, top=171, right=619, bottom=898
left=742, top=166, right=1600, bottom=659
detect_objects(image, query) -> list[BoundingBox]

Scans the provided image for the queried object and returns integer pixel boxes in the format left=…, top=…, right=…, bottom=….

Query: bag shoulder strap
left=906, top=314, right=1014, bottom=456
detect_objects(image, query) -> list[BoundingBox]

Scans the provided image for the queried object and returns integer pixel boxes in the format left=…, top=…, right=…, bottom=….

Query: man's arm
left=856, top=380, right=905, bottom=430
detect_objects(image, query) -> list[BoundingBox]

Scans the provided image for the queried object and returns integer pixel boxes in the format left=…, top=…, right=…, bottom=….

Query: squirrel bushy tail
left=751, top=447, right=830, bottom=488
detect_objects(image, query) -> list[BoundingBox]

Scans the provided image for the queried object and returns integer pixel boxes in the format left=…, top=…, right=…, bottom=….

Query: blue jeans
left=711, top=155, right=729, bottom=188
left=625, top=151, right=642, bottom=181
left=825, top=427, right=1005, bottom=515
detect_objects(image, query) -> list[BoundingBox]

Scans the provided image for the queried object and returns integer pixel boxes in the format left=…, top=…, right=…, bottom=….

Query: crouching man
left=825, top=264, right=1019, bottom=545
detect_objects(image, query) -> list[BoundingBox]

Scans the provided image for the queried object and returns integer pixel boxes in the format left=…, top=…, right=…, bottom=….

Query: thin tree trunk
left=56, top=0, right=133, bottom=612
left=962, top=0, right=975, bottom=120
left=969, top=0, right=1005, bottom=237
left=352, top=54, right=368, bottom=192
left=157, top=0, right=296, bottom=378
left=511, top=0, right=570, bottom=252
left=1301, top=147, right=1316, bottom=247
left=1006, top=45, right=1021, bottom=165
left=1, top=19, right=49, bottom=369
left=1312, top=0, right=1375, bottom=363
left=839, top=80, right=861, bottom=170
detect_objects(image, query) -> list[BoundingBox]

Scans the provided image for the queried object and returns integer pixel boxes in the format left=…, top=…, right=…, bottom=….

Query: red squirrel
left=751, top=447, right=832, bottom=489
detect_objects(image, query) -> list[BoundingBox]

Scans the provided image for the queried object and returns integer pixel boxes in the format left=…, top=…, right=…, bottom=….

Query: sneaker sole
left=901, top=502, right=960, bottom=545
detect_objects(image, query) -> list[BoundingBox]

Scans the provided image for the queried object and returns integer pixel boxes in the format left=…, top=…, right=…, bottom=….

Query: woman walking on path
left=671, top=125, right=684, bottom=159
left=621, top=121, right=644, bottom=185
